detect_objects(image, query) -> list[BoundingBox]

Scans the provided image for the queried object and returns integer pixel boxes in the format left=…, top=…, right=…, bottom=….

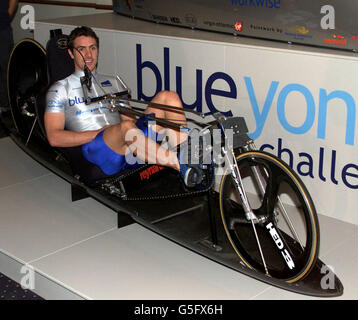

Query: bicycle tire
left=219, top=150, right=319, bottom=283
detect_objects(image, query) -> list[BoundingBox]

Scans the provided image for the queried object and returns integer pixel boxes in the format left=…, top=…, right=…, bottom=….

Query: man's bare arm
left=8, top=0, right=18, bottom=20
left=44, top=112, right=103, bottom=147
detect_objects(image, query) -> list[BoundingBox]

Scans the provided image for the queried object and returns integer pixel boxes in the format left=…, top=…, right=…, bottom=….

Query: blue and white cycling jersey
left=45, top=70, right=122, bottom=132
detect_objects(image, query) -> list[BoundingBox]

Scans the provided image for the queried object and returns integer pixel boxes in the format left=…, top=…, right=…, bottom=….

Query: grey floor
left=0, top=136, right=357, bottom=300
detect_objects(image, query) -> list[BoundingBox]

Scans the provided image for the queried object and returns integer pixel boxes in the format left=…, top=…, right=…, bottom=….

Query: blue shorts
left=81, top=115, right=163, bottom=176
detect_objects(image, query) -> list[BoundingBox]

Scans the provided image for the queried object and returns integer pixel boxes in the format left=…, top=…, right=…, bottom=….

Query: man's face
left=68, top=35, right=98, bottom=72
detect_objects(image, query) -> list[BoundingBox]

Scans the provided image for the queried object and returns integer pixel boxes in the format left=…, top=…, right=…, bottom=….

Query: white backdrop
left=35, top=18, right=358, bottom=225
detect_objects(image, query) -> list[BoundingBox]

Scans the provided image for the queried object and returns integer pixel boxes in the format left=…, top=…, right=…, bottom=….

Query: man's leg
left=102, top=119, right=180, bottom=170
left=103, top=91, right=186, bottom=169
left=144, top=90, right=188, bottom=147
left=144, top=91, right=204, bottom=187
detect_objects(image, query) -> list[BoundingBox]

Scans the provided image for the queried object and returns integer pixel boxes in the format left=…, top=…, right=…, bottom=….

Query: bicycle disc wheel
left=8, top=39, right=48, bottom=140
left=219, top=151, right=319, bottom=283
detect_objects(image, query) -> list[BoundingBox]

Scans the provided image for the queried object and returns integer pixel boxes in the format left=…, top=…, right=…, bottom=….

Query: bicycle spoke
left=252, top=163, right=305, bottom=250
left=275, top=196, right=304, bottom=250
left=224, top=198, right=247, bottom=226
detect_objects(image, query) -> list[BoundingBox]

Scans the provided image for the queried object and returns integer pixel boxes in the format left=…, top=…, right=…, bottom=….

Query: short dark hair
left=67, top=26, right=99, bottom=51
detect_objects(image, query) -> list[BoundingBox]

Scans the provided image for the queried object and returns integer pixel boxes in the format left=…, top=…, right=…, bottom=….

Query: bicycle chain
left=125, top=181, right=214, bottom=201
left=97, top=164, right=214, bottom=201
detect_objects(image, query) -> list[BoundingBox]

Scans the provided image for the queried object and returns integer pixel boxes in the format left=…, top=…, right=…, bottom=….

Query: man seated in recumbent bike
left=45, top=26, right=206, bottom=187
